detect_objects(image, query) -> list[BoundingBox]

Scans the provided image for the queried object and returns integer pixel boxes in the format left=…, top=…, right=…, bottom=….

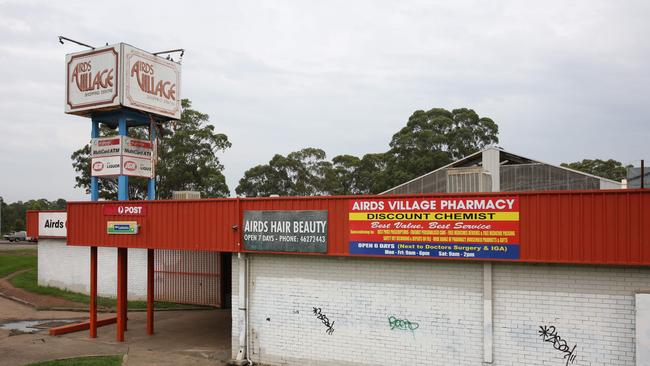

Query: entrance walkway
left=0, top=297, right=231, bottom=366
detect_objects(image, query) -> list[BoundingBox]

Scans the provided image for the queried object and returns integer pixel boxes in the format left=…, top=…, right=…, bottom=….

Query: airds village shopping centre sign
left=65, top=43, right=182, bottom=119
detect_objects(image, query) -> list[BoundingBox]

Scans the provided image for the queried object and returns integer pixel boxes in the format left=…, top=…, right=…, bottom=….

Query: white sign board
left=91, top=136, right=122, bottom=157
left=122, top=136, right=154, bottom=159
left=38, top=212, right=67, bottom=238
left=122, top=156, right=154, bottom=178
left=91, top=156, right=122, bottom=177
left=65, top=45, right=120, bottom=114
left=90, top=136, right=155, bottom=178
left=65, top=43, right=181, bottom=119
left=123, top=44, right=181, bottom=119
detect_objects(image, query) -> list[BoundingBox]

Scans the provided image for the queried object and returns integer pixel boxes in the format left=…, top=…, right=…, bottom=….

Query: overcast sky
left=0, top=0, right=648, bottom=202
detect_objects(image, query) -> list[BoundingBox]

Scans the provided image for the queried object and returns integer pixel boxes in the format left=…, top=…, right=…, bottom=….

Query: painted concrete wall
left=232, top=255, right=650, bottom=366
left=38, top=239, right=147, bottom=300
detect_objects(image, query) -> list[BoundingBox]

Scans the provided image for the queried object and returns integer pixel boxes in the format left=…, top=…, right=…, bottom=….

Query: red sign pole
left=89, top=246, right=97, bottom=338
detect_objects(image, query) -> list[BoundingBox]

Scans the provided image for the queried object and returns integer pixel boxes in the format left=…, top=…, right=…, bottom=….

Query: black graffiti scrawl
left=313, top=307, right=335, bottom=335
left=538, top=325, right=578, bottom=366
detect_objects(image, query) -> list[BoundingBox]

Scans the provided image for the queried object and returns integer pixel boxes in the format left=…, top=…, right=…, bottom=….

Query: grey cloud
left=0, top=0, right=648, bottom=201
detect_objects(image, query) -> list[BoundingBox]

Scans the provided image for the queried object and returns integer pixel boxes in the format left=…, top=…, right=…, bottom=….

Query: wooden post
left=147, top=249, right=154, bottom=335
left=90, top=246, right=97, bottom=338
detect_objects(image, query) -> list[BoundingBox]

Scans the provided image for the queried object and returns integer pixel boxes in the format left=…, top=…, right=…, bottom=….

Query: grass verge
left=10, top=268, right=202, bottom=309
left=24, top=355, right=123, bottom=366
left=0, top=250, right=37, bottom=277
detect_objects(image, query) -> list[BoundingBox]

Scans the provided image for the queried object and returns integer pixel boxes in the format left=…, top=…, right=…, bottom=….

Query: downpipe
left=229, top=253, right=252, bottom=366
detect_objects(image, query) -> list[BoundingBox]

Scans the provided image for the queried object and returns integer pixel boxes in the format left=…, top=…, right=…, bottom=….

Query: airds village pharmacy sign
left=65, top=43, right=182, bottom=119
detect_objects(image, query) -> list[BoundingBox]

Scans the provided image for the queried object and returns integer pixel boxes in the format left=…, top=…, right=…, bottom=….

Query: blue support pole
left=118, top=116, right=129, bottom=201
left=90, top=119, right=99, bottom=202
left=147, top=124, right=156, bottom=200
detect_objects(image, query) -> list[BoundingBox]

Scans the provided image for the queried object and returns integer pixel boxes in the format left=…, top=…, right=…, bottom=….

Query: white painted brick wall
left=38, top=239, right=147, bottom=300
left=232, top=256, right=650, bottom=366
left=493, top=263, right=650, bottom=366
left=232, top=255, right=484, bottom=365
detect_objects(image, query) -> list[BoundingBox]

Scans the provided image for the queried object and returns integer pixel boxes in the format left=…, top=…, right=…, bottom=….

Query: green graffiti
left=388, top=315, right=419, bottom=337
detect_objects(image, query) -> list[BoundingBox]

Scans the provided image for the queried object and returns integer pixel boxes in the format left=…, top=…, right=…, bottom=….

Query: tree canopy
left=236, top=107, right=498, bottom=196
left=71, top=99, right=231, bottom=199
left=236, top=148, right=331, bottom=197
left=0, top=197, right=66, bottom=235
left=560, top=159, right=630, bottom=182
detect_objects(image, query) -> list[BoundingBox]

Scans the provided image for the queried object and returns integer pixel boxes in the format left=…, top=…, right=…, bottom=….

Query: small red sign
left=123, top=160, right=137, bottom=171
left=128, top=139, right=152, bottom=149
left=103, top=204, right=147, bottom=216
left=97, top=138, right=120, bottom=147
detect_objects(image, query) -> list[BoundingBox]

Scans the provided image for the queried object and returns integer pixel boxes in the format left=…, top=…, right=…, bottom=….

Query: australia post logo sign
left=103, top=204, right=147, bottom=216
left=65, top=45, right=120, bottom=113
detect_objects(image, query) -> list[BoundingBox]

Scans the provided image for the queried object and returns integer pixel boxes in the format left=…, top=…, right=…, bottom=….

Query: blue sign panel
left=349, top=241, right=520, bottom=260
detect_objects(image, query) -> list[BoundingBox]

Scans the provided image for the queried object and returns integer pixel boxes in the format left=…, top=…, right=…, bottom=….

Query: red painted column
left=123, top=249, right=128, bottom=332
left=90, top=246, right=97, bottom=338
left=116, top=248, right=125, bottom=342
left=147, top=249, right=154, bottom=335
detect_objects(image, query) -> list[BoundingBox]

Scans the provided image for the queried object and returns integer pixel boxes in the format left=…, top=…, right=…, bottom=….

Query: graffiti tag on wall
left=388, top=315, right=419, bottom=337
left=538, top=325, right=578, bottom=366
left=313, top=307, right=335, bottom=335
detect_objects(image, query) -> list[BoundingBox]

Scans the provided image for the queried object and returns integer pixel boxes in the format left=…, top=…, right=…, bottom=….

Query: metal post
left=123, top=250, right=128, bottom=332
left=642, top=159, right=645, bottom=189
left=90, top=119, right=99, bottom=338
left=90, top=246, right=97, bottom=338
left=116, top=114, right=128, bottom=338
left=148, top=124, right=156, bottom=200
left=235, top=253, right=249, bottom=362
left=147, top=249, right=154, bottom=335
left=91, top=120, right=99, bottom=201
left=118, top=116, right=129, bottom=201
left=116, top=248, right=126, bottom=342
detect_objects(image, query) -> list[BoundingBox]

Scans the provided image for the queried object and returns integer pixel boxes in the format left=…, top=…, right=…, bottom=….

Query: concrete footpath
left=0, top=296, right=231, bottom=366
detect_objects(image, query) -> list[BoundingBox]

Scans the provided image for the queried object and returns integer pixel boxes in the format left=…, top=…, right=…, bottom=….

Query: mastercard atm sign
left=348, top=197, right=520, bottom=260
left=90, top=136, right=154, bottom=178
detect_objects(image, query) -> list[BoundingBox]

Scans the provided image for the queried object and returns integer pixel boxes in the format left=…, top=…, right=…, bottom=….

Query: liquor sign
left=65, top=43, right=181, bottom=119
left=90, top=136, right=155, bottom=178
left=348, top=197, right=520, bottom=260
left=122, top=156, right=154, bottom=178
left=91, top=156, right=122, bottom=177
left=243, top=210, right=328, bottom=253
left=107, top=221, right=139, bottom=235
left=38, top=212, right=67, bottom=238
